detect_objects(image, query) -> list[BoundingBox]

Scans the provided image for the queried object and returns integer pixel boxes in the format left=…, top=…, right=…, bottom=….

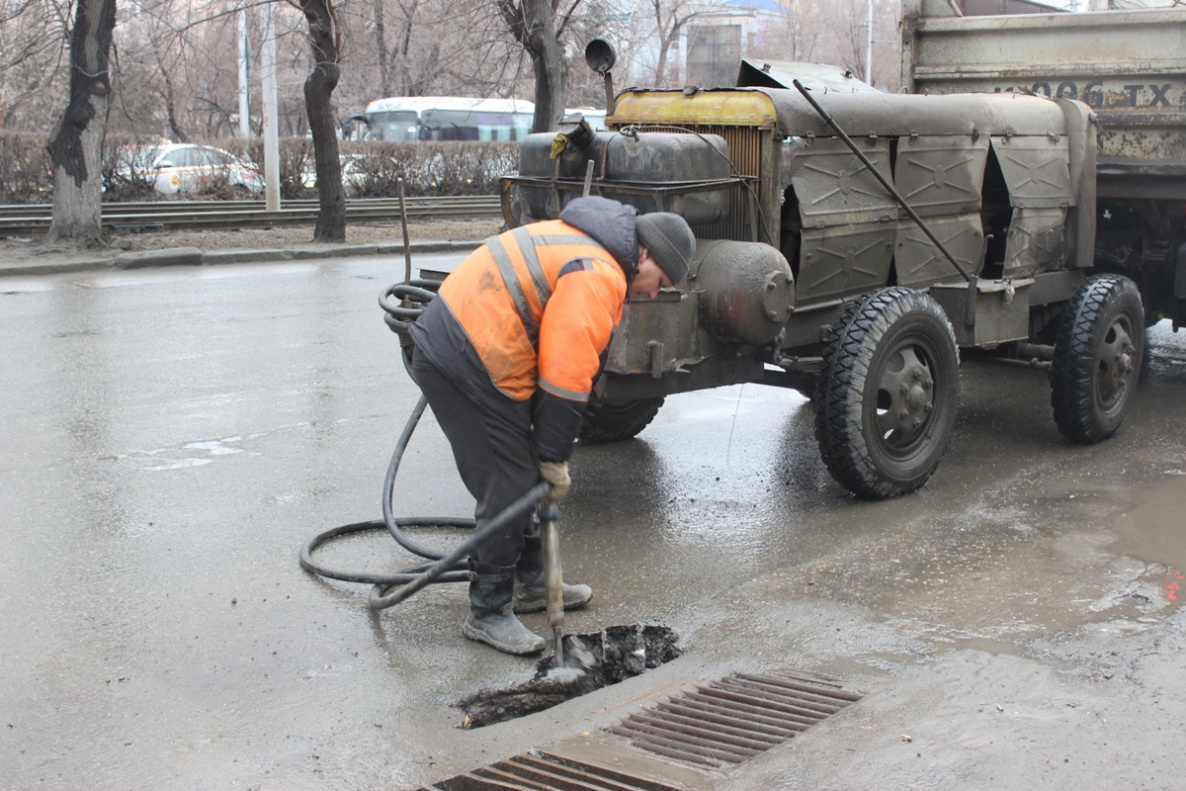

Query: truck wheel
left=1050, top=275, right=1144, bottom=444
left=814, top=288, right=960, bottom=499
left=579, top=395, right=664, bottom=444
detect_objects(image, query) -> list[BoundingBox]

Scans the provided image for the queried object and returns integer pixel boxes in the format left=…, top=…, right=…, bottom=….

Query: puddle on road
left=456, top=624, right=681, bottom=729
left=789, top=471, right=1186, bottom=654
left=1111, top=474, right=1186, bottom=587
left=113, top=436, right=254, bottom=471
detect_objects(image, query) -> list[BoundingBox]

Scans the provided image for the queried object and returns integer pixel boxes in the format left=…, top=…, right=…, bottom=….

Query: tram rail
left=0, top=195, right=501, bottom=236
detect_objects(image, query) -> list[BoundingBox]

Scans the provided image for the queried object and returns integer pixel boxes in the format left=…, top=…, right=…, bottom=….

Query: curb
left=115, top=247, right=203, bottom=269
left=0, top=240, right=482, bottom=278
left=0, top=258, right=116, bottom=277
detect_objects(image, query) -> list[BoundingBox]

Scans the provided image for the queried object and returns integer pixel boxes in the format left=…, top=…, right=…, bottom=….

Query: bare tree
left=46, top=0, right=116, bottom=245
left=109, top=1, right=223, bottom=141
left=188, top=14, right=247, bottom=137
left=832, top=0, right=868, bottom=80
left=820, top=0, right=898, bottom=87
left=496, top=0, right=580, bottom=132
left=0, top=0, right=70, bottom=130
left=747, top=0, right=822, bottom=63
left=369, top=0, right=442, bottom=98
left=650, top=0, right=700, bottom=87
left=152, top=38, right=189, bottom=142
left=371, top=0, right=392, bottom=96
left=295, top=0, right=345, bottom=241
left=102, top=1, right=307, bottom=140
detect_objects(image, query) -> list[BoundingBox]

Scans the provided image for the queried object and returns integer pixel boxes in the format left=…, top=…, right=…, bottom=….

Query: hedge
left=0, top=131, right=520, bottom=204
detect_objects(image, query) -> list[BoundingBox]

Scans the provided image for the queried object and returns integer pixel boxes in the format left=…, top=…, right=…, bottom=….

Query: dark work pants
left=411, top=347, right=539, bottom=570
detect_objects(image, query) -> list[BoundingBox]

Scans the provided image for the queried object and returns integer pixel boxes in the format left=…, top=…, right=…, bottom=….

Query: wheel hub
left=1099, top=320, right=1137, bottom=406
left=878, top=347, right=934, bottom=446
left=905, top=382, right=930, bottom=412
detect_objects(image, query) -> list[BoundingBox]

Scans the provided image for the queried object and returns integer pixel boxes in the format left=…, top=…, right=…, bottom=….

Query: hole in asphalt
left=456, top=624, right=681, bottom=728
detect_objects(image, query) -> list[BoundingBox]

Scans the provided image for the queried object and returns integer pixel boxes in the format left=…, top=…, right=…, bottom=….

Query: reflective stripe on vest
left=485, top=229, right=607, bottom=348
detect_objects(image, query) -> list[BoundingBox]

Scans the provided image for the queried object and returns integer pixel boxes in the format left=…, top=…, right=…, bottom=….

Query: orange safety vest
left=438, top=219, right=628, bottom=402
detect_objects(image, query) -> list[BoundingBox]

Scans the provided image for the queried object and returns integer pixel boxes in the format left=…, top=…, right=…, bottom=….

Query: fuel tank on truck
left=518, top=131, right=732, bottom=223
left=690, top=239, right=795, bottom=347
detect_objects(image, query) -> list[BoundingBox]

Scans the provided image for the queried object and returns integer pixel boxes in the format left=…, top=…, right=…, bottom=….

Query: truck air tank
left=690, top=239, right=794, bottom=347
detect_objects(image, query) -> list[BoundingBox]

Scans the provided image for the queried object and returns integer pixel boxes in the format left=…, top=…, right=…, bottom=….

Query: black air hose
left=378, top=278, right=439, bottom=351
left=300, top=277, right=550, bottom=609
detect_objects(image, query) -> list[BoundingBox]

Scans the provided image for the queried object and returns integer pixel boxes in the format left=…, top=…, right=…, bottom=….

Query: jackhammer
left=539, top=505, right=565, bottom=663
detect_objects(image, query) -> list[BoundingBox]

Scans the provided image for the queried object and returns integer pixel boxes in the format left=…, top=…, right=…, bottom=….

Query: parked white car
left=125, top=144, right=262, bottom=196
left=301, top=154, right=367, bottom=190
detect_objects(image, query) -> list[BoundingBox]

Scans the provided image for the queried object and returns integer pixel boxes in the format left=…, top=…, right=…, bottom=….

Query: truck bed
left=899, top=4, right=1186, bottom=200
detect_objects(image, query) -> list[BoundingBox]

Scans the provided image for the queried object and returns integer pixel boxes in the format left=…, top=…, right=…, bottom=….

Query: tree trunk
left=46, top=0, right=116, bottom=247
left=498, top=0, right=568, bottom=134
left=163, top=70, right=187, bottom=143
left=526, top=0, right=566, bottom=133
left=300, top=0, right=346, bottom=242
left=372, top=0, right=391, bottom=98
left=652, top=0, right=670, bottom=86
left=395, top=0, right=424, bottom=95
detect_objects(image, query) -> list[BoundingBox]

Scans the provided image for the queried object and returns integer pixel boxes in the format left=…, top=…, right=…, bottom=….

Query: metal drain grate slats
left=653, top=698, right=805, bottom=737
left=609, top=672, right=861, bottom=768
left=729, top=673, right=858, bottom=709
left=629, top=711, right=784, bottom=751
left=605, top=733, right=739, bottom=768
left=611, top=716, right=769, bottom=763
left=681, top=688, right=821, bottom=727
left=695, top=682, right=839, bottom=719
left=528, top=751, right=691, bottom=791
left=735, top=671, right=863, bottom=703
left=420, top=750, right=688, bottom=791
left=634, top=708, right=789, bottom=745
left=505, top=753, right=668, bottom=791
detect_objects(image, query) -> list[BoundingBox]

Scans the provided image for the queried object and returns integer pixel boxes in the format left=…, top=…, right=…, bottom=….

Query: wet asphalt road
left=2, top=256, right=1184, bottom=790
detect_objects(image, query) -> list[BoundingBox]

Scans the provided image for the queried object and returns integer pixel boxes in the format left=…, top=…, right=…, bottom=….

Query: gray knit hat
left=635, top=212, right=694, bottom=285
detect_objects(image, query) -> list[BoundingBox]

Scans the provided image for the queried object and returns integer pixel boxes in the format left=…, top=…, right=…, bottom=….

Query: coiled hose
left=298, top=278, right=550, bottom=609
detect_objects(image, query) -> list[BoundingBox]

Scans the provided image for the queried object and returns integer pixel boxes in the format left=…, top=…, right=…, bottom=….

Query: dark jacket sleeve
left=531, top=392, right=585, bottom=462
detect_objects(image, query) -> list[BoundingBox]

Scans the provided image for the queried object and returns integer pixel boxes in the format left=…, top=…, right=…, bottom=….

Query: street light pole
left=238, top=9, right=249, bottom=138
left=261, top=0, right=280, bottom=212
left=866, top=0, right=874, bottom=84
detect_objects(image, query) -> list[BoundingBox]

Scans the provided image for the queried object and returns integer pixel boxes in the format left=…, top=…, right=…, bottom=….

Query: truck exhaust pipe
left=585, top=38, right=617, bottom=116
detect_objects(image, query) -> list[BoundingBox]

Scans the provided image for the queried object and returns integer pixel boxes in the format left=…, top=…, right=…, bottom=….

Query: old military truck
left=498, top=46, right=1143, bottom=500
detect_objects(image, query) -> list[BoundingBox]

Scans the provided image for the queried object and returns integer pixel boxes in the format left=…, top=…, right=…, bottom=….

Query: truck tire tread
left=813, top=288, right=960, bottom=499
left=579, top=395, right=664, bottom=444
left=1050, top=275, right=1144, bottom=444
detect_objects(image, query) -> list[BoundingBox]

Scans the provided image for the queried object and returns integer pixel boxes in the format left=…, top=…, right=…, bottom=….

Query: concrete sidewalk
left=0, top=239, right=482, bottom=278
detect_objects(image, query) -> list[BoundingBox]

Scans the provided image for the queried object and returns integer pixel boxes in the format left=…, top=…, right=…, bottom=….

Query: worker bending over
left=408, top=196, right=694, bottom=655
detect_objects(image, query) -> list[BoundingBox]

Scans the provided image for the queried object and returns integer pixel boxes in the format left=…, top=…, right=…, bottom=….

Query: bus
left=346, top=96, right=605, bottom=142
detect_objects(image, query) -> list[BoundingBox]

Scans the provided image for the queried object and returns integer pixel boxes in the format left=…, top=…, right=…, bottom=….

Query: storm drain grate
left=416, top=750, right=686, bottom=791
left=415, top=672, right=863, bottom=789
left=608, top=671, right=862, bottom=768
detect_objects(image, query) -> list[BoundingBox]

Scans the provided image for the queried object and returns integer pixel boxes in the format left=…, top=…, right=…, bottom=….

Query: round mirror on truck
left=585, top=38, right=616, bottom=74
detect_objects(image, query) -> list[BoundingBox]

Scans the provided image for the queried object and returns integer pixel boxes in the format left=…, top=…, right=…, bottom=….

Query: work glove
left=537, top=459, right=571, bottom=505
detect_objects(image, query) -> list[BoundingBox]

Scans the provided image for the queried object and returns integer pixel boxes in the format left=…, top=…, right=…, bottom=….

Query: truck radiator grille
left=668, top=124, right=766, bottom=243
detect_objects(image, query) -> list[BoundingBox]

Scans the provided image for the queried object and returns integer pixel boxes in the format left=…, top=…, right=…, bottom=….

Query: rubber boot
left=462, top=563, right=546, bottom=655
left=512, top=531, right=593, bottom=614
